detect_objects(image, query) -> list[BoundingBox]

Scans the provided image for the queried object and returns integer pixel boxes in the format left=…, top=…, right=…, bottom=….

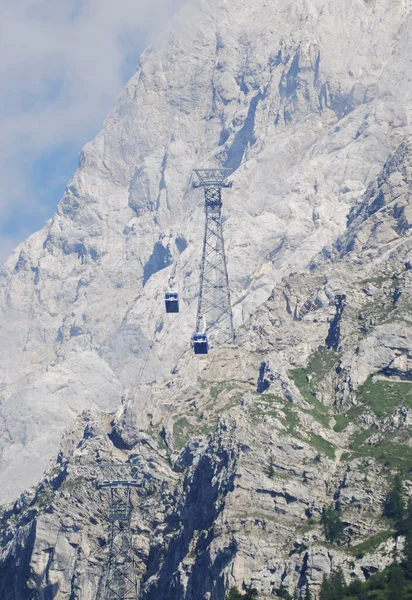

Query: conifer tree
left=244, top=585, right=259, bottom=600
left=329, top=567, right=345, bottom=599
left=319, top=569, right=347, bottom=600
left=267, top=455, right=275, bottom=479
left=346, top=578, right=363, bottom=596
left=274, top=590, right=292, bottom=600
left=321, top=504, right=345, bottom=544
left=303, top=585, right=312, bottom=600
left=226, top=586, right=243, bottom=600
left=319, top=574, right=331, bottom=600
left=384, top=474, right=405, bottom=533
left=404, top=497, right=412, bottom=577
left=387, top=562, right=405, bottom=600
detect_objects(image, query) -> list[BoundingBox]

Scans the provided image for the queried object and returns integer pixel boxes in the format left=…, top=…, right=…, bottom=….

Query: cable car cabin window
left=165, top=292, right=179, bottom=313
left=192, top=333, right=208, bottom=354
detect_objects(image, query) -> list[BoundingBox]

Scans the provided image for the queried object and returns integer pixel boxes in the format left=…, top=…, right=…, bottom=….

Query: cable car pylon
left=96, top=464, right=141, bottom=600
left=191, top=168, right=235, bottom=354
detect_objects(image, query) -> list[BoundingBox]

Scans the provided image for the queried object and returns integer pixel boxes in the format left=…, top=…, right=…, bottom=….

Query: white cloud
left=0, top=0, right=184, bottom=265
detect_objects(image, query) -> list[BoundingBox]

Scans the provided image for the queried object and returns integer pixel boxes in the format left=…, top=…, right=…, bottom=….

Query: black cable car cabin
left=192, top=333, right=208, bottom=354
left=165, top=292, right=179, bottom=313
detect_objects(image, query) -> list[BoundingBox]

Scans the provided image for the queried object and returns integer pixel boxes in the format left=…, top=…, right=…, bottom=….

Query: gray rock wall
left=1, top=0, right=412, bottom=503
left=2, top=0, right=412, bottom=598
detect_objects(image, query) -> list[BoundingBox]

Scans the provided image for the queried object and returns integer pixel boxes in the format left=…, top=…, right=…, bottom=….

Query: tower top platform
left=95, top=463, right=143, bottom=489
left=192, top=168, right=232, bottom=188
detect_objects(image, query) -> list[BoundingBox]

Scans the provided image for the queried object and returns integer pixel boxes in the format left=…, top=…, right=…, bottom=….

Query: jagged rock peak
left=328, top=140, right=412, bottom=261
left=0, top=8, right=412, bottom=597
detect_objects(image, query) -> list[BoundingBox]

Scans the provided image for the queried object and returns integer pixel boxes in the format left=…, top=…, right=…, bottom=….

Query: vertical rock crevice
left=325, top=294, right=346, bottom=351
left=143, top=242, right=173, bottom=286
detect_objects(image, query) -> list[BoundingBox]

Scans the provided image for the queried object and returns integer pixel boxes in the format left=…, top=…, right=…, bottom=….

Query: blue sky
left=0, top=0, right=183, bottom=267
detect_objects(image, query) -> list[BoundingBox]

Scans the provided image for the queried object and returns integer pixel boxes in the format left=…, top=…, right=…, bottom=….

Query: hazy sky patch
left=0, top=0, right=184, bottom=266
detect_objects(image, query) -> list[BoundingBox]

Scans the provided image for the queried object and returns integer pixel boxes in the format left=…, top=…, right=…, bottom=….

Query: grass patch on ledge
left=280, top=404, right=336, bottom=459
left=289, top=348, right=342, bottom=402
left=172, top=416, right=217, bottom=451
left=248, top=391, right=337, bottom=460
left=172, top=381, right=246, bottom=450
left=348, top=530, right=394, bottom=558
left=345, top=428, right=412, bottom=475
left=289, top=349, right=341, bottom=429
left=315, top=529, right=394, bottom=557
left=356, top=377, right=412, bottom=418
left=333, top=414, right=350, bottom=432
left=349, top=428, right=374, bottom=451
left=306, top=348, right=342, bottom=380
left=209, top=382, right=237, bottom=400
left=172, top=402, right=222, bottom=451
left=353, top=441, right=412, bottom=475
left=289, top=368, right=315, bottom=403
left=173, top=417, right=191, bottom=451
left=289, top=366, right=330, bottom=428
left=305, top=396, right=331, bottom=429
left=308, top=433, right=335, bottom=459
left=298, top=518, right=319, bottom=534
left=248, top=394, right=287, bottom=422
left=359, top=299, right=396, bottom=328
left=358, top=275, right=393, bottom=287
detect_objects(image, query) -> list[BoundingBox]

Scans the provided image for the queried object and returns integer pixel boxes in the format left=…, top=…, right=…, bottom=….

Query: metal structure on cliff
left=192, top=169, right=235, bottom=352
left=96, top=463, right=141, bottom=600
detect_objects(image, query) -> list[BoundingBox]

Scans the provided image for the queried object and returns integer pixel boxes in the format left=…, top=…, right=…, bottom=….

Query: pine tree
left=303, top=586, right=312, bottom=600
left=267, top=455, right=275, bottom=479
left=329, top=567, right=345, bottom=599
left=226, top=587, right=243, bottom=600
left=404, top=497, right=412, bottom=578
left=384, top=474, right=405, bottom=533
left=321, top=504, right=345, bottom=544
left=274, top=589, right=292, bottom=600
left=319, top=569, right=348, bottom=600
left=244, top=585, right=259, bottom=600
left=387, top=562, right=405, bottom=600
left=346, top=578, right=363, bottom=595
left=319, top=574, right=332, bottom=600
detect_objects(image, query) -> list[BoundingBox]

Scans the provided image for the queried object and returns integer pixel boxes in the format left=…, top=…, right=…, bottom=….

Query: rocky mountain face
left=1, top=0, right=412, bottom=598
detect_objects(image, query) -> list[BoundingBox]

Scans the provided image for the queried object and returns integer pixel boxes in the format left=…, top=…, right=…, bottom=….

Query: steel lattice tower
left=193, top=169, right=235, bottom=347
left=96, top=464, right=141, bottom=600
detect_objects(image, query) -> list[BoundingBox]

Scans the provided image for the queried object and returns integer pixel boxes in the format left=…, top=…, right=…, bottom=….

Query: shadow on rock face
left=141, top=433, right=238, bottom=600
left=43, top=583, right=60, bottom=600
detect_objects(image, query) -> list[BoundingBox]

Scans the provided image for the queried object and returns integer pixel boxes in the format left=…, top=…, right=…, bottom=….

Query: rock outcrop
left=1, top=0, right=412, bottom=598
left=1, top=0, right=412, bottom=503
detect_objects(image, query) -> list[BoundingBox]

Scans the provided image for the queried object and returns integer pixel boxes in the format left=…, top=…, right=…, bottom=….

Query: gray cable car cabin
left=165, top=292, right=179, bottom=313
left=192, top=332, right=208, bottom=354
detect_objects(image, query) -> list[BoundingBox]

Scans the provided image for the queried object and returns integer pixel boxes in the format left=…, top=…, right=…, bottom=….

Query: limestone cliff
left=1, top=0, right=412, bottom=598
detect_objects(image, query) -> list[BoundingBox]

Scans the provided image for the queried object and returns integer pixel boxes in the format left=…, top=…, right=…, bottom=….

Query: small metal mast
left=193, top=168, right=235, bottom=348
left=97, top=464, right=141, bottom=600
